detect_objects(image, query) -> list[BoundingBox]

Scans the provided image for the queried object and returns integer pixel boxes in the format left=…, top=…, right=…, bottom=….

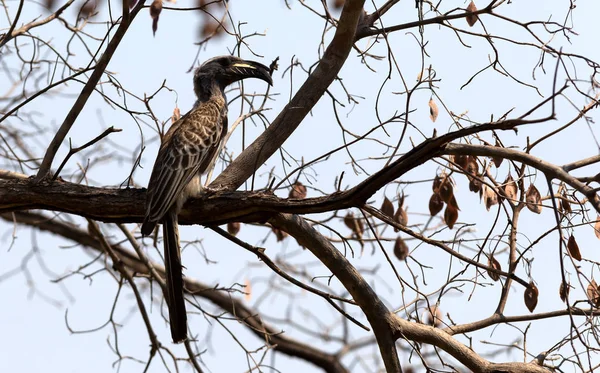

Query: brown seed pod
left=502, top=174, right=518, bottom=201
left=393, top=237, right=409, bottom=261
left=393, top=194, right=408, bottom=231
left=567, top=235, right=581, bottom=261
left=452, top=154, right=469, bottom=170
left=150, top=0, right=162, bottom=35
left=429, top=98, right=439, bottom=122
left=559, top=281, right=570, bottom=303
left=466, top=1, right=478, bottom=27
left=332, top=0, right=345, bottom=9
left=381, top=196, right=395, bottom=218
left=469, top=175, right=482, bottom=193
left=524, top=282, right=539, bottom=313
left=425, top=306, right=443, bottom=328
left=343, top=213, right=364, bottom=239
left=439, top=176, right=454, bottom=203
left=483, top=184, right=498, bottom=211
left=444, top=205, right=458, bottom=229
left=560, top=191, right=572, bottom=214
left=595, top=215, right=600, bottom=240
left=432, top=174, right=443, bottom=192
left=465, top=156, right=479, bottom=176
left=429, top=193, right=444, bottom=216
left=526, top=184, right=542, bottom=214
left=271, top=226, right=288, bottom=242
left=289, top=181, right=307, bottom=199
left=227, top=222, right=241, bottom=236
left=487, top=255, right=501, bottom=282
left=587, top=279, right=600, bottom=307
left=201, top=19, right=224, bottom=38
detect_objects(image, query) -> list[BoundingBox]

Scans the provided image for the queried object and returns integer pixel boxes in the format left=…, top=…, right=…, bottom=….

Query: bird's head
left=193, top=55, right=273, bottom=98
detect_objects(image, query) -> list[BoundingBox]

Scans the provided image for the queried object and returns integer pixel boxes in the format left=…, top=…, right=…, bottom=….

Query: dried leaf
left=526, top=184, right=542, bottom=214
left=503, top=174, right=518, bottom=201
left=150, top=0, right=162, bottom=36
left=595, top=216, right=600, bottom=240
left=227, top=222, right=240, bottom=236
left=244, top=278, right=252, bottom=301
left=332, top=0, right=345, bottom=9
left=587, top=280, right=600, bottom=307
left=466, top=1, right=478, bottom=27
left=524, top=282, right=539, bottom=313
left=452, top=154, right=468, bottom=170
left=381, top=197, right=395, bottom=218
left=468, top=175, right=482, bottom=193
left=429, top=193, right=444, bottom=216
left=559, top=281, right=570, bottom=303
left=483, top=184, right=498, bottom=211
left=393, top=237, right=409, bottom=261
left=487, top=255, right=501, bottom=282
left=567, top=235, right=581, bottom=261
left=429, top=98, right=439, bottom=122
left=425, top=306, right=443, bottom=328
left=560, top=198, right=571, bottom=214
left=444, top=205, right=458, bottom=229
left=343, top=213, right=364, bottom=240
left=393, top=195, right=408, bottom=231
left=439, top=176, right=454, bottom=203
left=271, top=226, right=288, bottom=242
left=432, top=174, right=443, bottom=192
left=465, top=156, right=478, bottom=176
left=289, top=181, right=307, bottom=199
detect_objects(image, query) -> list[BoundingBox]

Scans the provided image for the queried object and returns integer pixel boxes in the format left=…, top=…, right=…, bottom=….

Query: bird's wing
left=144, top=103, right=225, bottom=224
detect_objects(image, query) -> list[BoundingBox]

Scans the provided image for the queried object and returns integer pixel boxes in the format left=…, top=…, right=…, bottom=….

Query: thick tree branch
left=1, top=211, right=349, bottom=373
left=212, top=0, right=366, bottom=190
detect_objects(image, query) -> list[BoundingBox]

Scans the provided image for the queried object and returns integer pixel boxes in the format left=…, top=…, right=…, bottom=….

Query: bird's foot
left=200, top=184, right=228, bottom=196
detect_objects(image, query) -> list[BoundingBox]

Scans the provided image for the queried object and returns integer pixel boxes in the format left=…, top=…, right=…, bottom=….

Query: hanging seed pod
left=491, top=140, right=504, bottom=167
left=502, top=174, right=518, bottom=201
left=429, top=98, right=439, bottom=122
left=393, top=194, right=408, bottom=231
left=344, top=213, right=364, bottom=240
left=487, top=255, right=501, bottom=282
left=469, top=175, right=482, bottom=193
left=271, top=226, right=288, bottom=242
left=444, top=205, right=458, bottom=229
left=466, top=1, right=478, bottom=27
left=429, top=193, right=444, bottom=216
left=526, top=184, right=542, bottom=214
left=595, top=215, right=600, bottom=240
left=394, top=237, right=409, bottom=260
left=587, top=280, right=600, bottom=307
left=452, top=154, right=468, bottom=170
left=425, top=306, right=443, bottom=328
left=432, top=174, right=443, bottom=192
left=524, top=282, right=539, bottom=312
left=381, top=196, right=395, bottom=218
left=289, top=181, right=307, bottom=199
left=150, top=0, right=162, bottom=36
left=465, top=156, right=479, bottom=176
left=483, top=184, right=498, bottom=211
left=439, top=176, right=454, bottom=203
left=567, top=235, right=581, bottom=261
left=559, top=281, right=570, bottom=303
left=227, top=222, right=241, bottom=236
left=560, top=197, right=572, bottom=214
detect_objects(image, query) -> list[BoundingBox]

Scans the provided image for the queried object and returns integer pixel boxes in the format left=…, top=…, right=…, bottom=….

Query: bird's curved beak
left=230, top=60, right=273, bottom=86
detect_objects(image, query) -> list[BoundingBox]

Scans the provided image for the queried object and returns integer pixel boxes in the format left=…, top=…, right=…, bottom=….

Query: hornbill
left=141, top=56, right=273, bottom=343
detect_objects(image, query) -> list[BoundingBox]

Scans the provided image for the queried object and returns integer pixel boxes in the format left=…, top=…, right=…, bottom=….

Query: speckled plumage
left=141, top=56, right=272, bottom=343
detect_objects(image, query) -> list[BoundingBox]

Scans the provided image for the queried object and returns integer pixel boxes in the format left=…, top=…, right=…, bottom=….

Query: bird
left=141, top=55, right=273, bottom=343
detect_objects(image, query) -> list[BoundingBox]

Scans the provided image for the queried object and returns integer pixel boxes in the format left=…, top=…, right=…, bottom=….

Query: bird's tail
left=163, top=210, right=187, bottom=343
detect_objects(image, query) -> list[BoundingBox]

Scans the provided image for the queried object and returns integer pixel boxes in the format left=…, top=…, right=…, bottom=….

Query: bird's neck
left=194, top=77, right=225, bottom=103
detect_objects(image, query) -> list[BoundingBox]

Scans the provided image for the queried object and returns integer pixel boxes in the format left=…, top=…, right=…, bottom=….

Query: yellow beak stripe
left=231, top=63, right=256, bottom=69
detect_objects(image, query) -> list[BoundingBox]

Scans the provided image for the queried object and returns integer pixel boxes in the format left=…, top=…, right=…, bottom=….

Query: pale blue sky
left=2, top=1, right=600, bottom=372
